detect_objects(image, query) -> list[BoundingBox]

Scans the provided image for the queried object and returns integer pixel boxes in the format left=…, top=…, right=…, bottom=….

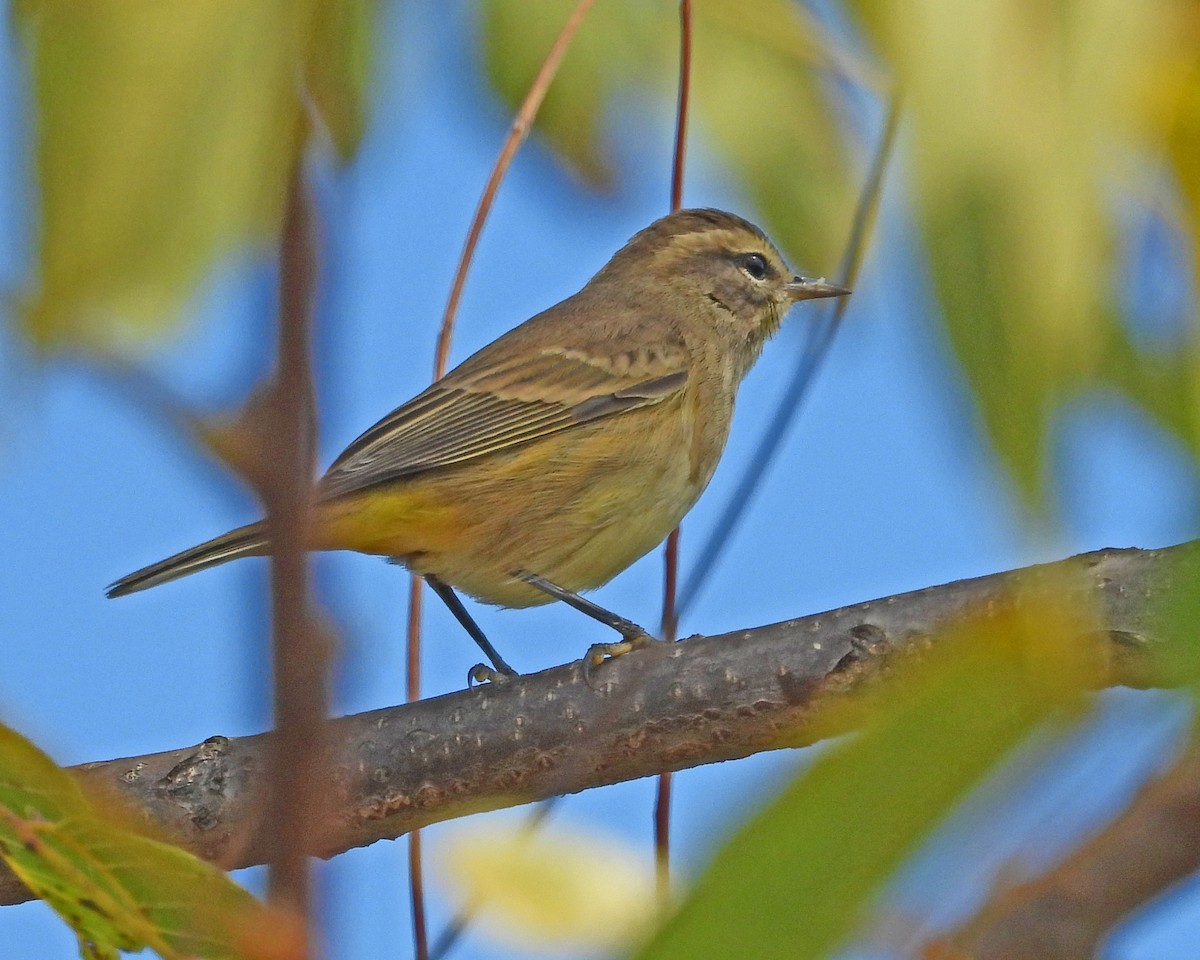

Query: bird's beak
left=783, top=276, right=851, bottom=302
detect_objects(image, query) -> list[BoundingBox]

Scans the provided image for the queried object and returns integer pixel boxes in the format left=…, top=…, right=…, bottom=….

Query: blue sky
left=1, top=3, right=1198, bottom=958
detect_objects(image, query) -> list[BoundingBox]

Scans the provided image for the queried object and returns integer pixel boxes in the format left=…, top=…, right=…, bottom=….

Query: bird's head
left=595, top=208, right=848, bottom=364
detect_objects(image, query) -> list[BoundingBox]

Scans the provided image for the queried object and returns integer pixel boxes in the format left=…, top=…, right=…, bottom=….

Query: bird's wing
left=317, top=345, right=688, bottom=500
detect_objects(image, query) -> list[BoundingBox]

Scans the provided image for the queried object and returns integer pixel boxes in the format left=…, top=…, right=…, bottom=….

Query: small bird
left=108, top=209, right=847, bottom=678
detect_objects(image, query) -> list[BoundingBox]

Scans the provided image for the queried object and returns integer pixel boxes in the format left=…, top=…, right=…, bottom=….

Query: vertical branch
left=669, top=0, right=692, bottom=215
left=406, top=2, right=596, bottom=956
left=264, top=145, right=323, bottom=945
left=656, top=0, right=693, bottom=910
left=655, top=529, right=681, bottom=906
left=405, top=580, right=429, bottom=960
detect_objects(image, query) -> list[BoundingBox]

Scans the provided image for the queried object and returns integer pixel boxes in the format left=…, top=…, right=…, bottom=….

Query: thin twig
left=656, top=526, right=681, bottom=907
left=264, top=147, right=323, bottom=948
left=669, top=0, right=692, bottom=214
left=407, top=2, right=597, bottom=955
left=677, top=91, right=903, bottom=616
left=430, top=0, right=597, bottom=381
left=655, top=0, right=693, bottom=907
left=408, top=828, right=428, bottom=960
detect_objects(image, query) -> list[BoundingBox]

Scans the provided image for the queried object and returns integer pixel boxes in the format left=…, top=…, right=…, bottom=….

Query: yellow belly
left=314, top=399, right=723, bottom=608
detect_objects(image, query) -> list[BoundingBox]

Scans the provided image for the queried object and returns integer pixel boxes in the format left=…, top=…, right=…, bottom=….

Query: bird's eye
left=740, top=252, right=769, bottom=281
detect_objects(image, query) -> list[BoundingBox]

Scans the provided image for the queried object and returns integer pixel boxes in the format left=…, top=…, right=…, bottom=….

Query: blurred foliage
left=843, top=0, right=1200, bottom=503
left=0, top=722, right=263, bottom=960
left=636, top=583, right=1105, bottom=960
left=481, top=0, right=1200, bottom=508
left=307, top=0, right=376, bottom=160
left=1148, top=541, right=1200, bottom=695
left=13, top=0, right=372, bottom=353
left=479, top=0, right=858, bottom=271
left=437, top=818, right=656, bottom=953
left=3, top=1, right=1198, bottom=956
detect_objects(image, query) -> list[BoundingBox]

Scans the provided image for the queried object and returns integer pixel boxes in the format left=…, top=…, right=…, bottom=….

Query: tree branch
left=924, top=743, right=1200, bottom=960
left=1, top=542, right=1190, bottom=907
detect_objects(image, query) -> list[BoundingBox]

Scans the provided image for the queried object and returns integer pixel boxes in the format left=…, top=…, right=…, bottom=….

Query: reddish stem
left=405, top=578, right=428, bottom=960
left=431, top=0, right=597, bottom=382
left=670, top=0, right=693, bottom=212
left=656, top=0, right=693, bottom=908
left=408, top=2, right=597, bottom=954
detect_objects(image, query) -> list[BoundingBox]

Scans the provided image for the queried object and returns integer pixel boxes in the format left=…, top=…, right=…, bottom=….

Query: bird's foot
left=467, top=661, right=518, bottom=687
left=582, top=628, right=659, bottom=686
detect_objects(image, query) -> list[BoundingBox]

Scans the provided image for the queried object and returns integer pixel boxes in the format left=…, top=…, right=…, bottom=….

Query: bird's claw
left=467, top=662, right=516, bottom=687
left=581, top=631, right=658, bottom=686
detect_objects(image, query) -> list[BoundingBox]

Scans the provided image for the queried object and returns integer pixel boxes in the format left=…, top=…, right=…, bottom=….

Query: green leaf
left=1144, top=542, right=1200, bottom=694
left=14, top=0, right=368, bottom=353
left=636, top=589, right=1099, bottom=960
left=306, top=0, right=376, bottom=161
left=0, top=722, right=263, bottom=960
left=478, top=0, right=855, bottom=268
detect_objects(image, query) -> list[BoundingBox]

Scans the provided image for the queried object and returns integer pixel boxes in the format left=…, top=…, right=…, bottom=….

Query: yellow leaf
left=437, top=818, right=657, bottom=953
left=846, top=0, right=1199, bottom=499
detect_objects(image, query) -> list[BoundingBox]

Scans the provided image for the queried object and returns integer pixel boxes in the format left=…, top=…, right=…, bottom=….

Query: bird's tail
left=106, top=522, right=269, bottom=598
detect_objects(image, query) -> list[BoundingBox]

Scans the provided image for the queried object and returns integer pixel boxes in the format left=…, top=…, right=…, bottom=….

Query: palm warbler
left=108, top=209, right=847, bottom=676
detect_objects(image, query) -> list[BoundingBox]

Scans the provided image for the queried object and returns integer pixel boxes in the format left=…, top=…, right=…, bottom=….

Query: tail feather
left=106, top=523, right=269, bottom=598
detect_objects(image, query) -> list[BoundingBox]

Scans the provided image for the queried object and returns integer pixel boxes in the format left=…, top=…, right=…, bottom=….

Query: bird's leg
left=425, top=575, right=518, bottom=684
left=514, top=570, right=659, bottom=672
